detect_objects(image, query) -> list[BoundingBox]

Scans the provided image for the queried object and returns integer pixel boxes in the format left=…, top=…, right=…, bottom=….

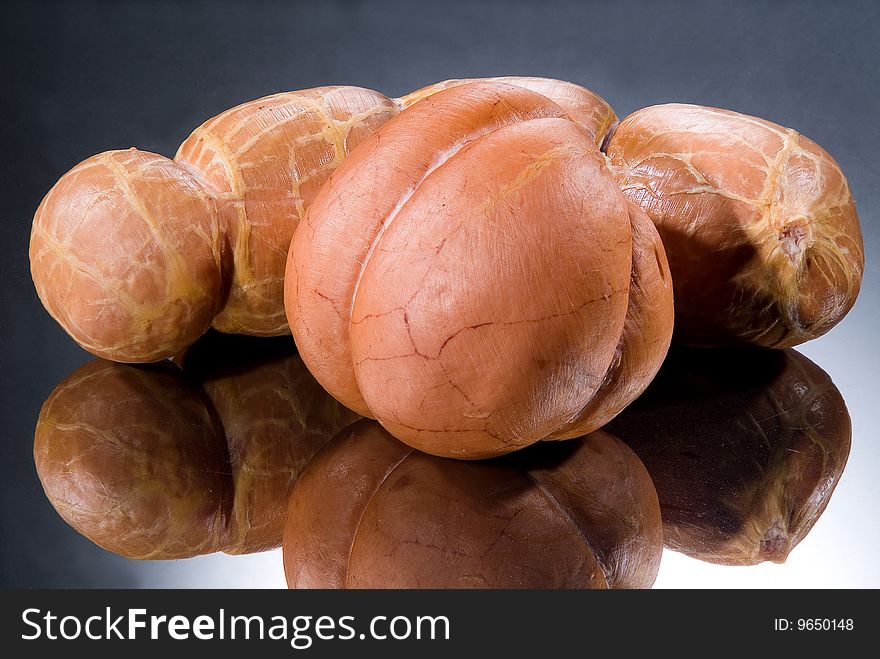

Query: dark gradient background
left=1, top=0, right=877, bottom=587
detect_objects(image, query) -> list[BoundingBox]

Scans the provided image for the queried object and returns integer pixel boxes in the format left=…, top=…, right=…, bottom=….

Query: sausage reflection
left=606, top=346, right=851, bottom=565
left=283, top=420, right=663, bottom=589
left=34, top=332, right=359, bottom=560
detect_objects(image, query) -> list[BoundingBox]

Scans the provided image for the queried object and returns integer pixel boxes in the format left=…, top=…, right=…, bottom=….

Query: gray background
left=1, top=0, right=877, bottom=587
